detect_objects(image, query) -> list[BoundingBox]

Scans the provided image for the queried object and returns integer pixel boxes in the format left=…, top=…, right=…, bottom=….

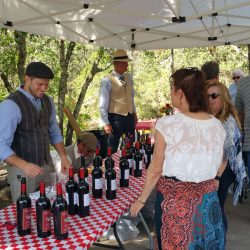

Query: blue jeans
left=242, top=151, right=250, bottom=189
left=217, top=166, right=235, bottom=233
left=107, top=113, right=135, bottom=153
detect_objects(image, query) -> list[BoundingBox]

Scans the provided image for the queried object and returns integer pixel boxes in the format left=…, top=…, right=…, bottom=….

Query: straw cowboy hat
left=113, top=50, right=132, bottom=62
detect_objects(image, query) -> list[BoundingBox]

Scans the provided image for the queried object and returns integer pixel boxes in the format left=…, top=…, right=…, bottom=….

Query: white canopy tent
left=1, top=0, right=250, bottom=50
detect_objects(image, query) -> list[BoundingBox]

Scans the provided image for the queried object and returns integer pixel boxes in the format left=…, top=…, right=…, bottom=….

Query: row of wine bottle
left=16, top=178, right=68, bottom=239
left=119, top=132, right=153, bottom=169
left=16, top=141, right=150, bottom=240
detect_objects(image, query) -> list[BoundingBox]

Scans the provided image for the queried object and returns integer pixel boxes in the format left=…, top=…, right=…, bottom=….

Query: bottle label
left=84, top=193, right=90, bottom=207
left=60, top=210, right=68, bottom=234
left=111, top=179, right=116, bottom=191
left=74, top=192, right=78, bottom=205
left=95, top=178, right=102, bottom=189
left=85, top=177, right=88, bottom=184
left=42, top=209, right=51, bottom=232
left=22, top=207, right=31, bottom=230
left=128, top=159, right=133, bottom=169
left=145, top=154, right=152, bottom=163
left=133, top=160, right=142, bottom=170
left=125, top=169, right=129, bottom=179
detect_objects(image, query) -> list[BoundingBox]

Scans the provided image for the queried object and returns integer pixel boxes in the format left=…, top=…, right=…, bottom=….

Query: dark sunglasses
left=232, top=76, right=240, bottom=80
left=208, top=93, right=220, bottom=99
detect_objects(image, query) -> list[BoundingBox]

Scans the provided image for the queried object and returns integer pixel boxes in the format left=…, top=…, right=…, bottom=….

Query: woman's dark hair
left=170, top=67, right=208, bottom=112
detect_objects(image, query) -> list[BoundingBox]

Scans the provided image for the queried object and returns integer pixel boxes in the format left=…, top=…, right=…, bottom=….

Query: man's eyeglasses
left=208, top=93, right=220, bottom=99
left=232, top=76, right=240, bottom=80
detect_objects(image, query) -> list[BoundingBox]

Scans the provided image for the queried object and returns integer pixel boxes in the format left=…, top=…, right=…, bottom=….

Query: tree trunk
left=65, top=48, right=110, bottom=146
left=57, top=40, right=76, bottom=134
left=171, top=49, right=174, bottom=74
left=248, top=44, right=250, bottom=74
left=14, top=31, right=27, bottom=83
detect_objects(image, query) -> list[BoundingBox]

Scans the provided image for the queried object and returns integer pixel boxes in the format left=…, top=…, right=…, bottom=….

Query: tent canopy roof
left=1, top=0, right=250, bottom=50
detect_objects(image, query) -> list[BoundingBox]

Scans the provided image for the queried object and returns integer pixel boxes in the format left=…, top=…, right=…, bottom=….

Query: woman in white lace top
left=130, top=68, right=226, bottom=250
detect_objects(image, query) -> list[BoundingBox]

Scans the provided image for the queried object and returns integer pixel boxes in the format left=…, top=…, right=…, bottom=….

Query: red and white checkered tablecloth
left=0, top=153, right=146, bottom=250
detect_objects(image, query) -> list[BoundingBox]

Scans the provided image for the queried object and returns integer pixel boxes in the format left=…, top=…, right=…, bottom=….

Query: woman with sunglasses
left=131, top=68, right=226, bottom=250
left=228, top=69, right=244, bottom=105
left=207, top=81, right=246, bottom=235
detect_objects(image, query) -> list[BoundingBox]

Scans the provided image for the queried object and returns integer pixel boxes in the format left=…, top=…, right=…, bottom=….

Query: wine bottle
left=65, top=167, right=77, bottom=215
left=52, top=183, right=68, bottom=240
left=119, top=132, right=126, bottom=156
left=81, top=156, right=88, bottom=184
left=105, top=153, right=116, bottom=200
left=36, top=181, right=51, bottom=238
left=145, top=137, right=153, bottom=169
left=129, top=134, right=135, bottom=154
left=126, top=141, right=133, bottom=175
left=92, top=147, right=103, bottom=198
left=93, top=146, right=102, bottom=168
left=77, top=167, right=90, bottom=217
left=119, top=148, right=129, bottom=187
left=105, top=147, right=114, bottom=171
left=16, top=177, right=31, bottom=236
left=133, top=142, right=143, bottom=177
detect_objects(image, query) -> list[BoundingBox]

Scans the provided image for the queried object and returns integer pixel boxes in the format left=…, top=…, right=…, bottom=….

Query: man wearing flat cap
left=99, top=49, right=138, bottom=153
left=51, top=132, right=97, bottom=173
left=0, top=61, right=71, bottom=202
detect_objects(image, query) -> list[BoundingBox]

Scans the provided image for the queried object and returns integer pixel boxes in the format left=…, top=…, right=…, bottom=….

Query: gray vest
left=8, top=91, right=52, bottom=166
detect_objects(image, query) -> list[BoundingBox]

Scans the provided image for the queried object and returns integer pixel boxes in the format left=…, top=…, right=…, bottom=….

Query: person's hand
left=130, top=199, right=145, bottom=217
left=22, top=163, right=43, bottom=177
left=60, top=157, right=71, bottom=175
left=104, top=124, right=113, bottom=135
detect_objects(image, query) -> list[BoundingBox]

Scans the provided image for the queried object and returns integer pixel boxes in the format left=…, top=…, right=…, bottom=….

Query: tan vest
left=108, top=72, right=134, bottom=116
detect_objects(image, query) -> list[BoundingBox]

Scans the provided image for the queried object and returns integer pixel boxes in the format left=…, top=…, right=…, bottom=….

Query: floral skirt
left=154, top=177, right=225, bottom=250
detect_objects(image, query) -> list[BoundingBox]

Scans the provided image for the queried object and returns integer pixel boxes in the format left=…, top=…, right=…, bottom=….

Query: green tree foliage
left=0, top=28, right=249, bottom=144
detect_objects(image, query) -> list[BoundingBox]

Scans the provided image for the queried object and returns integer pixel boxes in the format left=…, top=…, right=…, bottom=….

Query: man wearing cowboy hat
left=99, top=49, right=138, bottom=153
left=51, top=132, right=97, bottom=173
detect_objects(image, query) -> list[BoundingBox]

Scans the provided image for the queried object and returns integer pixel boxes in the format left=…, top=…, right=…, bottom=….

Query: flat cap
left=25, top=62, right=54, bottom=79
left=77, top=132, right=97, bottom=152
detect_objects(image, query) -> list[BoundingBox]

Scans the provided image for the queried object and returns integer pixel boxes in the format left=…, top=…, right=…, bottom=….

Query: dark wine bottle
left=105, top=147, right=114, bottom=171
left=81, top=156, right=88, bottom=184
left=92, top=147, right=103, bottom=198
left=105, top=153, right=116, bottom=200
left=133, top=142, right=143, bottom=177
left=36, top=181, right=51, bottom=238
left=145, top=137, right=153, bottom=169
left=52, top=183, right=68, bottom=240
left=65, top=167, right=77, bottom=215
left=119, top=148, right=129, bottom=187
left=93, top=146, right=102, bottom=168
left=77, top=167, right=90, bottom=217
left=16, top=177, right=31, bottom=236
left=119, top=132, right=126, bottom=156
left=129, top=134, right=135, bottom=154
left=126, top=141, right=133, bottom=175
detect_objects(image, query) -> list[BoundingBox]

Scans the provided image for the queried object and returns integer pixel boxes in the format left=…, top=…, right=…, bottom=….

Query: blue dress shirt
left=99, top=71, right=136, bottom=125
left=0, top=86, right=63, bottom=161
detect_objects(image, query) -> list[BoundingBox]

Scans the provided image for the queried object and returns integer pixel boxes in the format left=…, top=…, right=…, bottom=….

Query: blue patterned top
left=223, top=115, right=246, bottom=205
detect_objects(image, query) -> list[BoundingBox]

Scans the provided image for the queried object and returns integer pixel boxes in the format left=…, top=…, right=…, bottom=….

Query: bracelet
left=137, top=197, right=146, bottom=205
left=215, top=175, right=221, bottom=181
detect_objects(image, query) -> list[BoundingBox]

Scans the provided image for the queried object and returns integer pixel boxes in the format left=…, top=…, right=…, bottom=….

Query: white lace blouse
left=155, top=113, right=226, bottom=183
